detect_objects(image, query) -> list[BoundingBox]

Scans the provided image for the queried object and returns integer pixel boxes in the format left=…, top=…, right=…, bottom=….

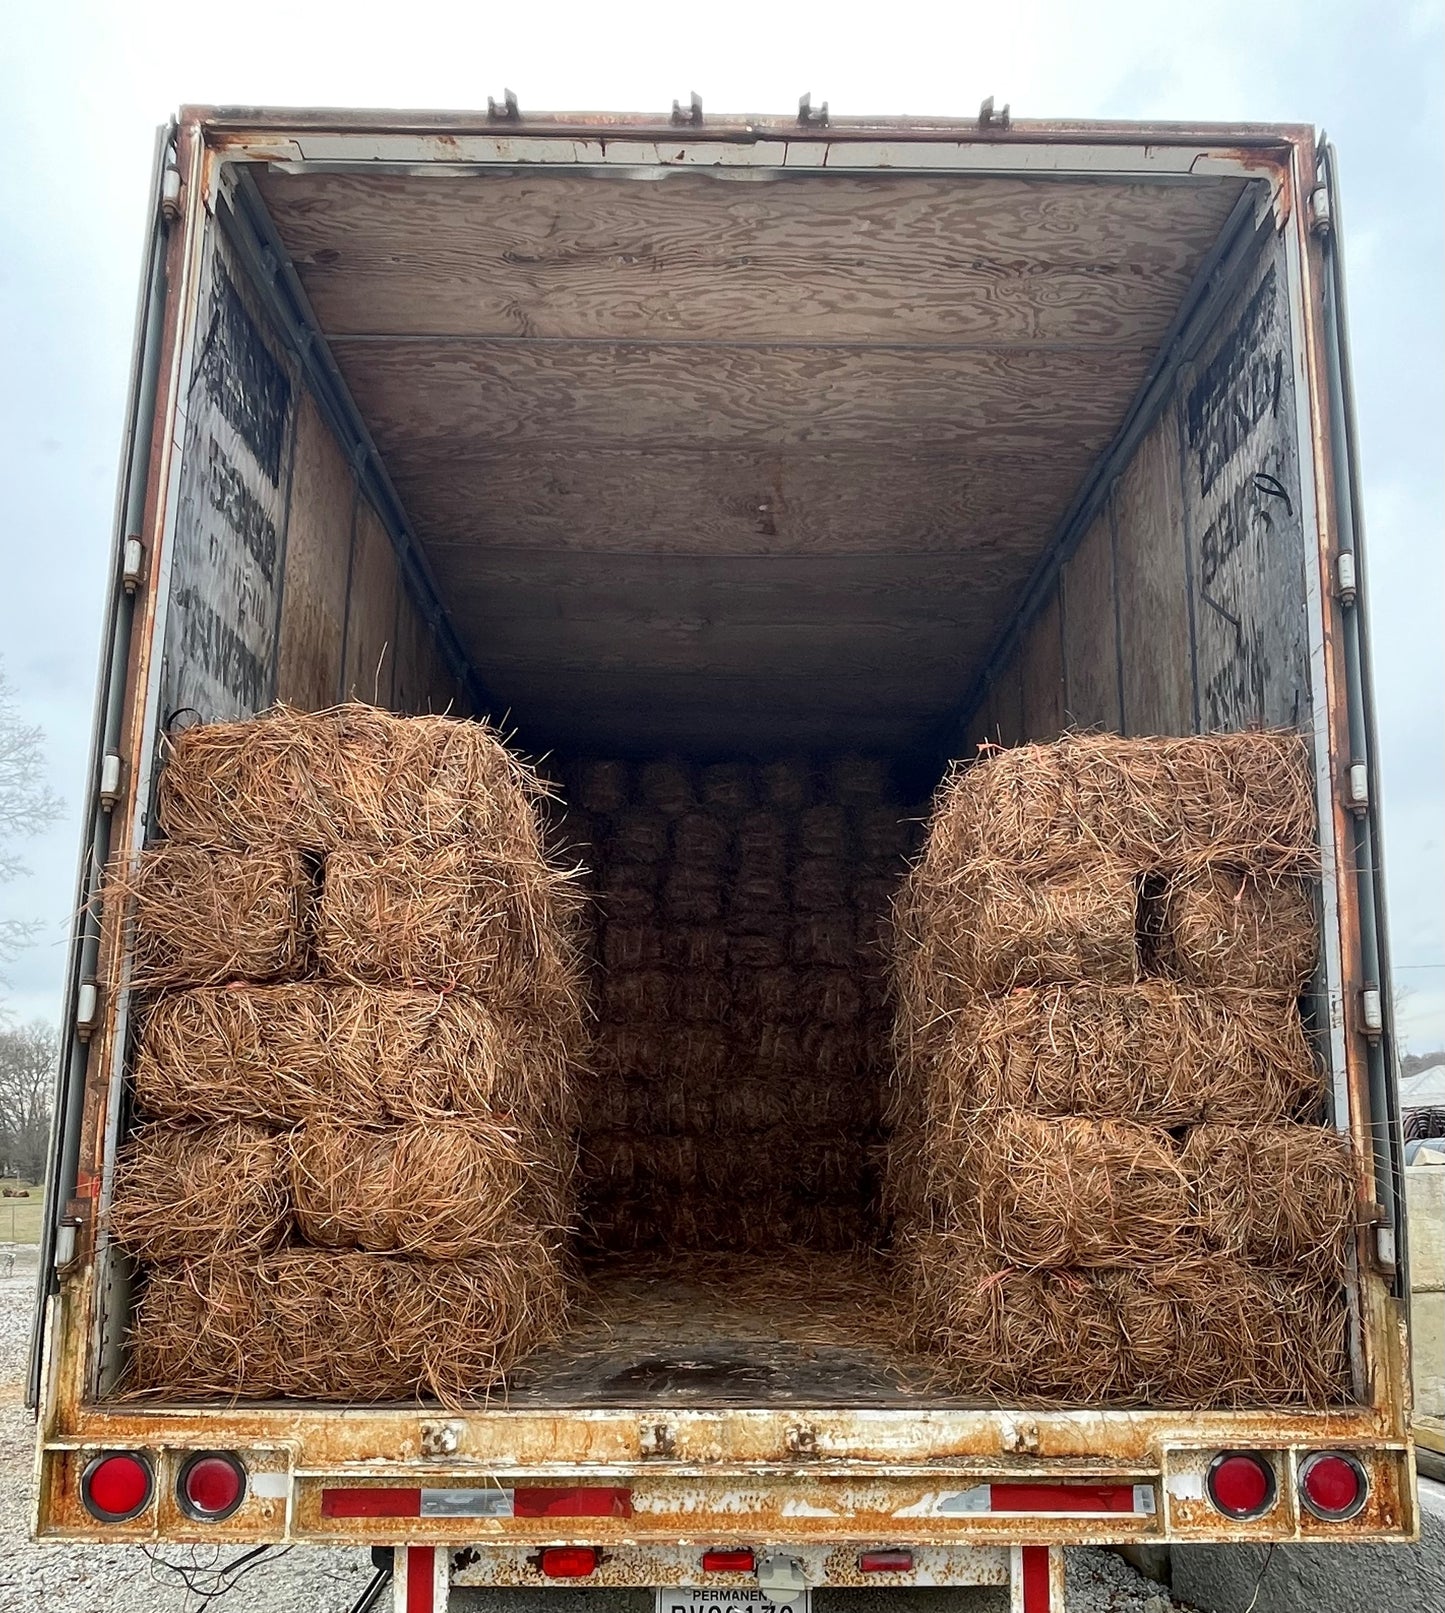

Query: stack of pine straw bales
left=892, top=730, right=1359, bottom=1407
left=560, top=755, right=912, bottom=1254
left=108, top=704, right=585, bottom=1402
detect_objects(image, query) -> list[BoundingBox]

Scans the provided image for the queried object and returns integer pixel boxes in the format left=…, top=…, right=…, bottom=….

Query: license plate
left=656, top=1591, right=810, bottom=1613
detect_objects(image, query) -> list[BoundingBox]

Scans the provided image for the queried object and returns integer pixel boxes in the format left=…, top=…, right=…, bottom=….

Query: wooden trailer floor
left=506, top=1252, right=951, bottom=1408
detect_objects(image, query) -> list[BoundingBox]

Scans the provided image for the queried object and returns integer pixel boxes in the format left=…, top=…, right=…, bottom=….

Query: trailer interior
left=87, top=118, right=1359, bottom=1413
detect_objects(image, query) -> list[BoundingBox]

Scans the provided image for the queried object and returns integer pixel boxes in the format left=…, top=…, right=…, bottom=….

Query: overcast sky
left=0, top=0, right=1441, bottom=1051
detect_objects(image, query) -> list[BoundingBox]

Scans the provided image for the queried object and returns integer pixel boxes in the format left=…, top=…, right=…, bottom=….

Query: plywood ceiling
left=255, top=167, right=1245, bottom=755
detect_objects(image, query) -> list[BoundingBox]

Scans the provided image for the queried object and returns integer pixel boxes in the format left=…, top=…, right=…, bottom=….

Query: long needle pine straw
left=937, top=1112, right=1192, bottom=1270
left=109, top=1122, right=291, bottom=1261
left=115, top=845, right=310, bottom=989
left=894, top=861, right=1139, bottom=1004
left=1153, top=869, right=1318, bottom=992
left=289, top=1119, right=563, bottom=1260
left=127, top=1244, right=570, bottom=1404
left=156, top=702, right=553, bottom=855
left=894, top=983, right=1323, bottom=1129
left=914, top=729, right=1319, bottom=882
left=901, top=1228, right=1351, bottom=1408
left=1182, top=1123, right=1357, bottom=1268
left=133, top=985, right=574, bottom=1128
left=317, top=841, right=585, bottom=1020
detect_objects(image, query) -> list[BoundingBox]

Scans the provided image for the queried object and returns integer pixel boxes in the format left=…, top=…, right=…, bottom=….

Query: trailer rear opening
left=33, top=110, right=1414, bottom=1600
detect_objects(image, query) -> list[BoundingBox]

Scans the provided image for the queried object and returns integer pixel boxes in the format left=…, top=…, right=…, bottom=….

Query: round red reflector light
left=82, top=1452, right=153, bottom=1521
left=540, top=1547, right=599, bottom=1578
left=1206, top=1452, right=1276, bottom=1519
left=1300, top=1452, right=1368, bottom=1521
left=178, top=1452, right=246, bottom=1520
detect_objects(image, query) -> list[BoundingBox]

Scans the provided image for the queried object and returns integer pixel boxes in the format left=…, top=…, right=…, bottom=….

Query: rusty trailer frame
left=30, top=108, right=1417, bottom=1605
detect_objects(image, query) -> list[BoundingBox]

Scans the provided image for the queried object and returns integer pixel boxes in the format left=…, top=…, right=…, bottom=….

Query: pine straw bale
left=896, top=860, right=1138, bottom=1003
left=317, top=841, right=585, bottom=1017
left=601, top=968, right=671, bottom=1019
left=676, top=925, right=729, bottom=970
left=794, top=858, right=850, bottom=912
left=731, top=928, right=789, bottom=968
left=589, top=1074, right=792, bottom=1135
left=732, top=967, right=804, bottom=1023
left=599, top=879, right=656, bottom=926
left=673, top=971, right=732, bottom=1022
left=792, top=912, right=858, bottom=967
left=853, top=806, right=915, bottom=862
left=730, top=868, right=787, bottom=915
left=673, top=812, right=731, bottom=866
left=583, top=1189, right=871, bottom=1254
left=799, top=805, right=851, bottom=859
left=156, top=703, right=551, bottom=854
left=937, top=1112, right=1191, bottom=1270
left=1182, top=1123, right=1357, bottom=1267
left=735, top=839, right=789, bottom=888
left=585, top=1130, right=867, bottom=1197
left=662, top=868, right=723, bottom=923
left=579, top=759, right=631, bottom=814
left=609, top=811, right=670, bottom=863
left=601, top=922, right=664, bottom=972
left=760, top=757, right=814, bottom=811
left=801, top=1023, right=871, bottom=1078
left=901, top=1229, right=1352, bottom=1406
left=700, top=762, right=755, bottom=813
left=1106, top=1261, right=1352, bottom=1407
left=799, top=968, right=863, bottom=1024
left=117, top=845, right=310, bottom=989
left=906, top=983, right=1321, bottom=1129
left=289, top=1119, right=564, bottom=1259
left=591, top=1022, right=669, bottom=1080
left=639, top=758, right=696, bottom=816
left=133, top=985, right=573, bottom=1127
left=737, top=810, right=791, bottom=864
left=109, top=1122, right=290, bottom=1261
left=1154, top=869, right=1318, bottom=992
left=127, top=1242, right=568, bottom=1403
left=920, top=729, right=1318, bottom=882
left=756, top=1023, right=805, bottom=1077
left=829, top=754, right=892, bottom=803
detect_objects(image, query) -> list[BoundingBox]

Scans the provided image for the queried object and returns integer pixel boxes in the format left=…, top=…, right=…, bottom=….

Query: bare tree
left=0, top=1021, right=56, bottom=1181
left=0, top=658, right=64, bottom=969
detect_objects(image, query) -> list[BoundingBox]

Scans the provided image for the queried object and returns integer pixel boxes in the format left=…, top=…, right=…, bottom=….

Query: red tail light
left=540, top=1547, right=600, bottom=1578
left=702, top=1549, right=756, bottom=1572
left=178, top=1452, right=247, bottom=1520
left=1206, top=1452, right=1276, bottom=1519
left=81, top=1451, right=154, bottom=1522
left=1300, top=1452, right=1368, bottom=1520
left=859, top=1550, right=915, bottom=1573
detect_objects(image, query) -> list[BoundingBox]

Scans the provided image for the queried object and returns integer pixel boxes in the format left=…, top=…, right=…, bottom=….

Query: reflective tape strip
left=320, top=1484, right=633, bottom=1520
left=935, top=1483, right=1153, bottom=1517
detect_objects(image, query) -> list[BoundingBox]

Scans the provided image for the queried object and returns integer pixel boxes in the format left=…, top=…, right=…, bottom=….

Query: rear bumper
left=36, top=1437, right=1420, bottom=1548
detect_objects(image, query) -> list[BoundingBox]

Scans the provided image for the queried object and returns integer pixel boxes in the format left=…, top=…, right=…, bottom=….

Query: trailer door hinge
left=75, top=980, right=100, bottom=1039
left=122, top=536, right=146, bottom=592
left=1346, top=762, right=1369, bottom=814
left=1309, top=183, right=1333, bottom=237
left=1359, top=985, right=1383, bottom=1038
left=98, top=752, right=124, bottom=811
left=160, top=160, right=183, bottom=225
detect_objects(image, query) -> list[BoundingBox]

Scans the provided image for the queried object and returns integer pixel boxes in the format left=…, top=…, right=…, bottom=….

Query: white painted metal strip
left=419, top=1487, right=514, bottom=1517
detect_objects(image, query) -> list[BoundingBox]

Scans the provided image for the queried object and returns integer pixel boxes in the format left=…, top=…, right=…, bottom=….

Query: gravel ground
left=0, top=1265, right=1191, bottom=1612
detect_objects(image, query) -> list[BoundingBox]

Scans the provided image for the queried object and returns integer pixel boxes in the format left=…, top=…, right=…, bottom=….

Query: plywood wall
left=962, top=229, right=1311, bottom=754
left=163, top=223, right=469, bottom=727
